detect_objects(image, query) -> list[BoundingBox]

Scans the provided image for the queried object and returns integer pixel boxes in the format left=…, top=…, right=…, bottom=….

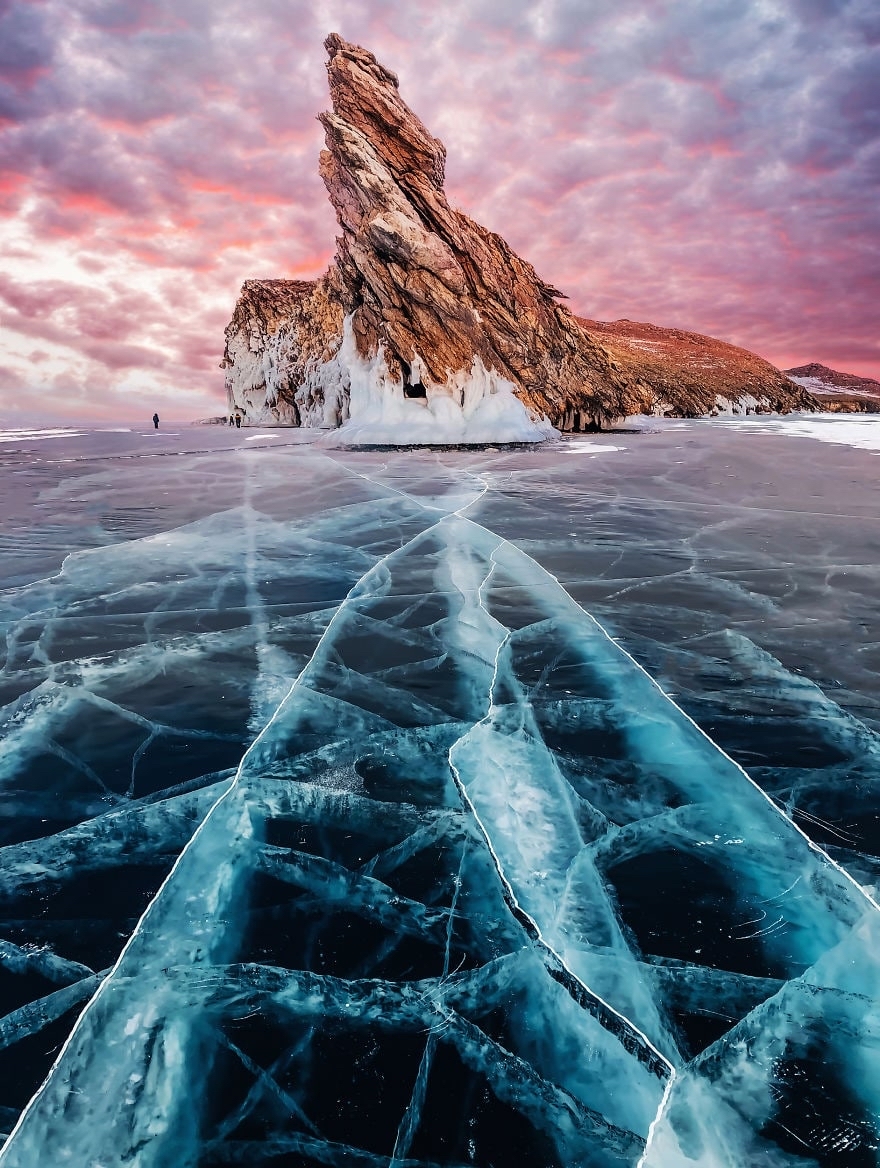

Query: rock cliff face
left=581, top=318, right=805, bottom=417
left=221, top=275, right=348, bottom=427
left=222, top=34, right=813, bottom=434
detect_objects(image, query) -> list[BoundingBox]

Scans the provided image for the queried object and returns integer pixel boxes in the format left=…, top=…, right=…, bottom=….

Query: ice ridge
left=446, top=532, right=674, bottom=1080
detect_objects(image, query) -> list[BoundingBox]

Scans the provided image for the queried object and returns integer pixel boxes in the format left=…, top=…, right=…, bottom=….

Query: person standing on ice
left=235, top=413, right=242, bottom=428
left=152, top=412, right=159, bottom=429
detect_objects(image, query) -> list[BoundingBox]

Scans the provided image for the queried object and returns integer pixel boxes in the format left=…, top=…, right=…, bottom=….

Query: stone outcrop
left=582, top=318, right=806, bottom=417
left=221, top=275, right=348, bottom=426
left=222, top=34, right=813, bottom=432
left=784, top=363, right=880, bottom=414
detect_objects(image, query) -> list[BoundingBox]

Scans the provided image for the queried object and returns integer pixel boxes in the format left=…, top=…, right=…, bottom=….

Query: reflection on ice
left=0, top=430, right=878, bottom=1165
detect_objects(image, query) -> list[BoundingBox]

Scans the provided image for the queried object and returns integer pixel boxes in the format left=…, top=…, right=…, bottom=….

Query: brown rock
left=222, top=35, right=813, bottom=430
left=783, top=363, right=880, bottom=413
left=581, top=318, right=809, bottom=418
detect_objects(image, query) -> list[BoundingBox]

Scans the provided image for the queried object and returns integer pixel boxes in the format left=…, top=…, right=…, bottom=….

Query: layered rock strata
left=222, top=34, right=813, bottom=433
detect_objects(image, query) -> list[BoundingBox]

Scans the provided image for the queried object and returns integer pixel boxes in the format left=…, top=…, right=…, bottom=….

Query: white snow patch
left=789, top=374, right=879, bottom=400
left=622, top=415, right=694, bottom=431
left=244, top=433, right=279, bottom=440
left=789, top=375, right=831, bottom=393
left=715, top=413, right=880, bottom=452
left=0, top=428, right=85, bottom=444
left=321, top=316, right=556, bottom=446
left=563, top=442, right=624, bottom=455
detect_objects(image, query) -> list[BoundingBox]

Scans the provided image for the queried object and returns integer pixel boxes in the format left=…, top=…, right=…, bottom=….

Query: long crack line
left=486, top=521, right=880, bottom=921
left=444, top=525, right=677, bottom=1166
left=0, top=505, right=457, bottom=1160
left=446, top=510, right=880, bottom=1163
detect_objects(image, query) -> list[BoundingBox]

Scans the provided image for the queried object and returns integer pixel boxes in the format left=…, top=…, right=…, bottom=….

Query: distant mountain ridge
left=221, top=34, right=813, bottom=431
left=784, top=363, right=880, bottom=413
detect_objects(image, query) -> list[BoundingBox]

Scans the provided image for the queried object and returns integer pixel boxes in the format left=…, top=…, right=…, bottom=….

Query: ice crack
left=444, top=522, right=676, bottom=1093
left=0, top=508, right=456, bottom=1161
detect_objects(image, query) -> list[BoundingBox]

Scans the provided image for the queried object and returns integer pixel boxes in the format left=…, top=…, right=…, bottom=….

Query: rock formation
left=222, top=34, right=813, bottom=435
left=221, top=276, right=347, bottom=427
left=784, top=363, right=880, bottom=414
left=581, top=318, right=805, bottom=417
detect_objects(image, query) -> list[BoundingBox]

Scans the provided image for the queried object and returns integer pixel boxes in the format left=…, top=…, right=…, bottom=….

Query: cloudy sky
left=0, top=0, right=877, bottom=423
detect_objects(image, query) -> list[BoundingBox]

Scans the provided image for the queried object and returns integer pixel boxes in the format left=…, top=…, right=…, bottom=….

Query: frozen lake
left=0, top=417, right=878, bottom=1166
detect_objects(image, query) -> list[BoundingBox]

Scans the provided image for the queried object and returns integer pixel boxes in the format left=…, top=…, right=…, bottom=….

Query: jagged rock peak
left=314, top=32, right=625, bottom=425
left=323, top=33, right=446, bottom=191
left=221, top=34, right=813, bottom=434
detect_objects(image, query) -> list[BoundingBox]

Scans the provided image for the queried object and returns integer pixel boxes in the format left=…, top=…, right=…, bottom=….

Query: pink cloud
left=0, top=0, right=877, bottom=427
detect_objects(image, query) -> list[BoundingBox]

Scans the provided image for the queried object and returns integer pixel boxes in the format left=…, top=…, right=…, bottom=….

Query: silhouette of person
left=152, top=413, right=159, bottom=429
left=235, top=414, right=241, bottom=428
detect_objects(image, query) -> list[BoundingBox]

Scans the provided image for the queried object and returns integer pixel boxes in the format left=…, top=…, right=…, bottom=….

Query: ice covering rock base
left=322, top=318, right=557, bottom=446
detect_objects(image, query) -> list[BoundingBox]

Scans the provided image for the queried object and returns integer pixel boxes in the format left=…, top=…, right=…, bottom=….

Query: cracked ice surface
left=0, top=423, right=879, bottom=1166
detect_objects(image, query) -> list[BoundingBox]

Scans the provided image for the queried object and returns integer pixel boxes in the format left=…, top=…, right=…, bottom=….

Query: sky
left=0, top=0, right=878, bottom=425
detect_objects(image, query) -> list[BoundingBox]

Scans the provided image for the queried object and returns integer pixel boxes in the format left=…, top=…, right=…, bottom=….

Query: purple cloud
left=0, top=0, right=877, bottom=427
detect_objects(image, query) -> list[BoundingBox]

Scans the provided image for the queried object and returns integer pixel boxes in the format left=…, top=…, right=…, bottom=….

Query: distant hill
left=580, top=317, right=807, bottom=418
left=785, top=363, right=880, bottom=413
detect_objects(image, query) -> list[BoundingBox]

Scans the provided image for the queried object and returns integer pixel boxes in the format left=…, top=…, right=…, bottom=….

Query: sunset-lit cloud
left=0, top=0, right=877, bottom=423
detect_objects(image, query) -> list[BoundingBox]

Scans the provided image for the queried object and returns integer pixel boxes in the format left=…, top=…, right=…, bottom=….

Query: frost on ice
left=0, top=435, right=879, bottom=1166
